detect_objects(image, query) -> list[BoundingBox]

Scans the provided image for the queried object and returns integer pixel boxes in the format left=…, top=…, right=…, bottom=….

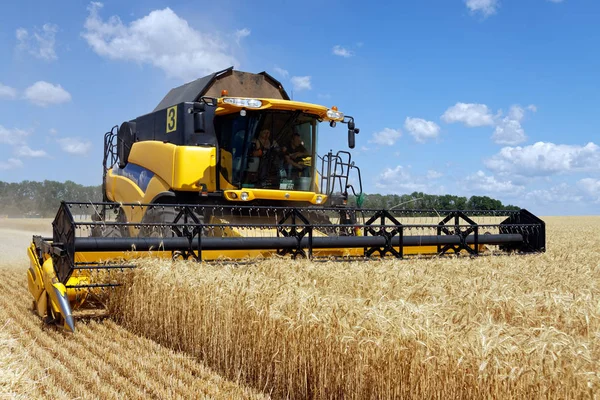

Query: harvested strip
left=0, top=264, right=268, bottom=400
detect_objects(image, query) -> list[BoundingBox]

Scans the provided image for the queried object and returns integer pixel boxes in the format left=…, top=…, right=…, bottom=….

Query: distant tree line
left=0, top=181, right=519, bottom=218
left=351, top=192, right=520, bottom=211
left=0, top=180, right=102, bottom=217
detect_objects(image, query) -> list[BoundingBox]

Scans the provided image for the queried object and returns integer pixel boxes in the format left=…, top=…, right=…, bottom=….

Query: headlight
left=223, top=98, right=263, bottom=108
left=326, top=109, right=344, bottom=121
left=316, top=195, right=323, bottom=204
left=241, top=192, right=249, bottom=201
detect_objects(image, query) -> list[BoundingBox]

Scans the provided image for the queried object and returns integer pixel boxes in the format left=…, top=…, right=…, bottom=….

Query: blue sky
left=0, top=0, right=598, bottom=215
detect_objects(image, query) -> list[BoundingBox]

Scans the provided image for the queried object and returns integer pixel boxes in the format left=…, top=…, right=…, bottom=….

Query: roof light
left=327, top=108, right=344, bottom=121
left=221, top=89, right=228, bottom=97
left=223, top=98, right=262, bottom=108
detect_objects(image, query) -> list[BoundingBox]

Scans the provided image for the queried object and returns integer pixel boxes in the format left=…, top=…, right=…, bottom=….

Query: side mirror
left=348, top=121, right=355, bottom=130
left=348, top=128, right=355, bottom=149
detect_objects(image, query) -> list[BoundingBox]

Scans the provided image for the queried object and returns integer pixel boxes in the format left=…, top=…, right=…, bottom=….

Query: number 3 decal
left=166, top=106, right=177, bottom=133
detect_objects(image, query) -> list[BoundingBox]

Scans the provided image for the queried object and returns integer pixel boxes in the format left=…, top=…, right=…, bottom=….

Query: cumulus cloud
left=577, top=178, right=600, bottom=202
left=0, top=158, right=23, bottom=171
left=82, top=2, right=238, bottom=81
left=404, top=117, right=440, bottom=143
left=441, top=103, right=494, bottom=127
left=525, top=183, right=582, bottom=204
left=375, top=165, right=429, bottom=193
left=273, top=66, right=289, bottom=79
left=369, top=128, right=402, bottom=146
left=485, top=142, right=600, bottom=177
left=492, top=105, right=529, bottom=145
left=0, top=83, right=17, bottom=99
left=463, top=170, right=524, bottom=194
left=290, top=76, right=312, bottom=91
left=24, top=81, right=72, bottom=107
left=465, top=0, right=499, bottom=17
left=14, top=145, right=48, bottom=158
left=57, top=137, right=92, bottom=155
left=443, top=102, right=534, bottom=145
left=0, top=125, right=30, bottom=145
left=16, top=23, right=58, bottom=61
left=332, top=45, right=353, bottom=58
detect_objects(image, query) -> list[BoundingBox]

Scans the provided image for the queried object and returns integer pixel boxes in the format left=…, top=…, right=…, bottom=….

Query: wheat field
left=1, top=216, right=598, bottom=399
left=0, top=219, right=266, bottom=400
left=109, top=216, right=600, bottom=399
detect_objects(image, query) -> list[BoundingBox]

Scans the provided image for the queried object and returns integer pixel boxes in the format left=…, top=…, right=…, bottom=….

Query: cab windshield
left=215, top=110, right=318, bottom=191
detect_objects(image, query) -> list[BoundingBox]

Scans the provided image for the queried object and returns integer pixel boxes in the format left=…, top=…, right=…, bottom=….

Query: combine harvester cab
left=27, top=68, right=546, bottom=331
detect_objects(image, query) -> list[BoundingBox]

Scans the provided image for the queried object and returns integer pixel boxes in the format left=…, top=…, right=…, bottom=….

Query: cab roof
left=154, top=67, right=290, bottom=112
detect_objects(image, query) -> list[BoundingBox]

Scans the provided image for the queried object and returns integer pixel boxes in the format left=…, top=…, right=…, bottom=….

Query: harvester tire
left=139, top=207, right=206, bottom=238
left=139, top=208, right=178, bottom=238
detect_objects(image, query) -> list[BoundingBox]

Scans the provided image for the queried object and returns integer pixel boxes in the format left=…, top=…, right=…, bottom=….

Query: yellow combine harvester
left=27, top=68, right=545, bottom=331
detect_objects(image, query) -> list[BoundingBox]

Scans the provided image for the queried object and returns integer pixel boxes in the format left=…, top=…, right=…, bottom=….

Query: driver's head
left=292, top=132, right=301, bottom=145
left=259, top=129, right=270, bottom=140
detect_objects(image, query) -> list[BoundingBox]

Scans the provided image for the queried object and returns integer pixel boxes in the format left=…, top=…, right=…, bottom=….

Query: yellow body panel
left=143, top=174, right=172, bottom=203
left=128, top=141, right=174, bottom=184
left=173, top=146, right=216, bottom=191
left=127, top=142, right=217, bottom=192
left=216, top=98, right=330, bottom=118
left=224, top=189, right=326, bottom=204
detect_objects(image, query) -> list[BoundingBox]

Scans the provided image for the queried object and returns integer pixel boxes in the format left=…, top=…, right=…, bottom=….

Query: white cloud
left=24, top=81, right=72, bottom=107
left=57, top=137, right=92, bottom=155
left=427, top=170, right=443, bottom=179
left=0, top=83, right=17, bottom=99
left=290, top=76, right=312, bottom=91
left=404, top=117, right=440, bottom=143
left=0, top=158, right=23, bottom=171
left=577, top=178, right=600, bottom=202
left=370, top=128, right=402, bottom=146
left=525, top=183, right=582, bottom=204
left=82, top=2, right=239, bottom=81
left=273, top=66, right=289, bottom=79
left=234, top=28, right=250, bottom=44
left=465, top=0, right=499, bottom=17
left=49, top=128, right=58, bottom=135
left=15, top=23, right=58, bottom=61
left=463, top=170, right=524, bottom=194
left=0, top=126, right=29, bottom=145
left=14, top=145, right=48, bottom=158
left=375, top=165, right=430, bottom=193
left=332, top=45, right=353, bottom=58
left=492, top=105, right=527, bottom=145
left=441, top=103, right=494, bottom=127
left=485, top=142, right=600, bottom=177
left=443, top=102, right=534, bottom=145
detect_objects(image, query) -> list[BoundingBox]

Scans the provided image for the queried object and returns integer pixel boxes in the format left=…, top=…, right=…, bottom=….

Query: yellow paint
left=173, top=146, right=216, bottom=191
left=223, top=189, right=326, bottom=204
left=126, top=142, right=217, bottom=192
left=216, top=98, right=332, bottom=119
left=128, top=141, right=175, bottom=184
left=27, top=244, right=44, bottom=303
left=166, top=105, right=177, bottom=133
